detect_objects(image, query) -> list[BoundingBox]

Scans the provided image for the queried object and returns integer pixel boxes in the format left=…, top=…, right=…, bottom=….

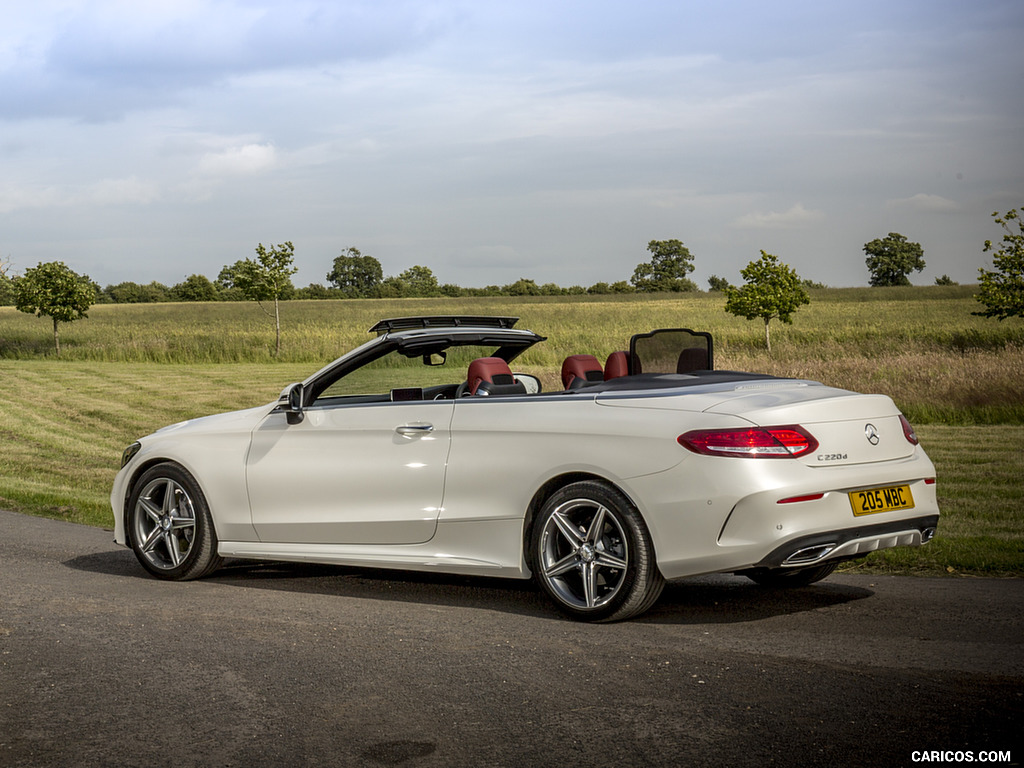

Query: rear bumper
left=629, top=448, right=939, bottom=580
left=747, top=514, right=939, bottom=569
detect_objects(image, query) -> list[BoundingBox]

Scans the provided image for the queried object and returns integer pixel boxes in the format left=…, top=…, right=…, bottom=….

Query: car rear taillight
left=678, top=425, right=818, bottom=458
left=899, top=415, right=919, bottom=445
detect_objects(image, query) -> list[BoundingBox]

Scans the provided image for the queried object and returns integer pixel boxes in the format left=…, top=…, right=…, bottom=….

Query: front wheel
left=127, top=462, right=223, bottom=580
left=530, top=481, right=664, bottom=622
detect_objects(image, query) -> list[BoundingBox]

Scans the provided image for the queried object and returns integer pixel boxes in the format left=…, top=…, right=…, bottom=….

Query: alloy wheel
left=538, top=498, right=629, bottom=610
left=132, top=477, right=197, bottom=570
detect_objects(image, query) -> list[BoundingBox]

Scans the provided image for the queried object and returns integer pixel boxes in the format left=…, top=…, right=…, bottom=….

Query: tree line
left=4, top=211, right=1022, bottom=357
left=28, top=239, right=706, bottom=305
left=0, top=230, right=967, bottom=310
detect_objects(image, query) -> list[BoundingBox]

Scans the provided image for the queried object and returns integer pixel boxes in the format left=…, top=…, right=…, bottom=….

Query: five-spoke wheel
left=127, top=463, right=222, bottom=580
left=532, top=480, right=663, bottom=622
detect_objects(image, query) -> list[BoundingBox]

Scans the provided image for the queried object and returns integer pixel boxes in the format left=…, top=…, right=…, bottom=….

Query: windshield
left=314, top=344, right=514, bottom=404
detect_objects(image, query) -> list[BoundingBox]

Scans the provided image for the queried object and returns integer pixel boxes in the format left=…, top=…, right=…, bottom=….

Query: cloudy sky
left=2, top=0, right=1022, bottom=290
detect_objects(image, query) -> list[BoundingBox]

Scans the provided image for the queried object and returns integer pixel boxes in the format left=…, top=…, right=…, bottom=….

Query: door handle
left=396, top=423, right=434, bottom=437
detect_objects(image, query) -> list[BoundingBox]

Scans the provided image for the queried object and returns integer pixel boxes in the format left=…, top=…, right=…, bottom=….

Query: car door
left=246, top=398, right=454, bottom=545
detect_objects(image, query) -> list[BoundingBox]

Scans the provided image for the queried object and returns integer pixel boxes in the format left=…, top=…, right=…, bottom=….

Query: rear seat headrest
left=561, top=354, right=603, bottom=389
left=604, top=351, right=630, bottom=380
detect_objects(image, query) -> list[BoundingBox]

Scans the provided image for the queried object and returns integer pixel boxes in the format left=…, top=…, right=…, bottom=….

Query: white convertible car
left=112, top=315, right=939, bottom=621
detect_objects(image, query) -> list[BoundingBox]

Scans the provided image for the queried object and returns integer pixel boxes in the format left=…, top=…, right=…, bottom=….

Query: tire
left=530, top=480, right=664, bottom=622
left=744, top=561, right=838, bottom=588
left=127, top=462, right=223, bottom=581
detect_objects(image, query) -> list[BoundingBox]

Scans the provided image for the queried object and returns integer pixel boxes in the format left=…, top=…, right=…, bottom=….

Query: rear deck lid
left=597, top=379, right=916, bottom=466
left=704, top=387, right=914, bottom=465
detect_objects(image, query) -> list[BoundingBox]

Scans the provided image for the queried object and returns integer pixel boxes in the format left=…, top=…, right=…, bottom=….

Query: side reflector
left=678, top=425, right=818, bottom=458
left=777, top=493, right=825, bottom=504
left=925, top=477, right=937, bottom=485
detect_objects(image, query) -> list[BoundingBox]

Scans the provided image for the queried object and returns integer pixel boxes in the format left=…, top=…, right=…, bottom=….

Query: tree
left=297, top=283, right=335, bottom=300
left=223, top=242, right=298, bottom=356
left=377, top=276, right=406, bottom=298
left=502, top=278, right=542, bottom=296
left=327, top=247, right=383, bottom=298
left=707, top=275, right=731, bottom=292
left=0, top=257, right=15, bottom=306
left=864, top=233, right=925, bottom=286
left=14, top=261, right=96, bottom=356
left=975, top=207, right=1024, bottom=320
left=724, top=251, right=810, bottom=353
left=104, top=281, right=170, bottom=303
left=170, top=274, right=219, bottom=302
left=934, top=274, right=958, bottom=286
left=214, top=266, right=245, bottom=301
left=631, top=239, right=697, bottom=292
left=397, top=265, right=440, bottom=297
left=440, top=283, right=464, bottom=297
left=0, top=273, right=13, bottom=306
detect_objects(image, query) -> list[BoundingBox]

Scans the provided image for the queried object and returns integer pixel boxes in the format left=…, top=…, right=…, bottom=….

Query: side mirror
left=423, top=352, right=447, bottom=366
left=281, top=382, right=305, bottom=425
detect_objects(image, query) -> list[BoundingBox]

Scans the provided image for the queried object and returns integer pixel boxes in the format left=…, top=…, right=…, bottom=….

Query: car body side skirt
left=216, top=517, right=531, bottom=579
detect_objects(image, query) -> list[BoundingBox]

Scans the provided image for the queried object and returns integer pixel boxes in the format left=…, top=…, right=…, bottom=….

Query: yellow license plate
left=848, top=485, right=915, bottom=516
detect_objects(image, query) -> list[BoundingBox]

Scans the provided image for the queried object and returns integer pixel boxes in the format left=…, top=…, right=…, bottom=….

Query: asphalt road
left=1, top=509, right=1021, bottom=768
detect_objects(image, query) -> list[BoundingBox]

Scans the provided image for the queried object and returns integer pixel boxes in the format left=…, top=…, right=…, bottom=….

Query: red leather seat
left=466, top=357, right=527, bottom=396
left=561, top=355, right=604, bottom=389
left=604, top=351, right=630, bottom=380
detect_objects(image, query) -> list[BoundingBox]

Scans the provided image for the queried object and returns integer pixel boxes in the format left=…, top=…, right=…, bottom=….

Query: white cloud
left=197, top=143, right=277, bottom=176
left=731, top=203, right=825, bottom=230
left=84, top=176, right=161, bottom=206
left=886, top=193, right=959, bottom=213
left=0, top=184, right=61, bottom=214
left=0, top=176, right=159, bottom=213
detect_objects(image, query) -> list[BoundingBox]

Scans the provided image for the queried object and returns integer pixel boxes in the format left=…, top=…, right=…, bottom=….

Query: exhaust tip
left=783, top=543, right=836, bottom=566
left=921, top=527, right=937, bottom=544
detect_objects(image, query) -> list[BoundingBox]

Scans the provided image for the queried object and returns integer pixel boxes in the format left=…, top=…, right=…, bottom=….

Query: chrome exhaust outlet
left=921, top=527, right=937, bottom=543
left=783, top=543, right=836, bottom=566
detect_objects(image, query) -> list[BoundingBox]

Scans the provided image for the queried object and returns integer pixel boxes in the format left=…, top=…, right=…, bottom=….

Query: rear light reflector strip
left=777, top=493, right=825, bottom=504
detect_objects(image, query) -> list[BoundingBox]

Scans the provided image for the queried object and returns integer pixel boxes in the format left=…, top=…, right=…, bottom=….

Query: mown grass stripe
left=0, top=362, right=1020, bottom=576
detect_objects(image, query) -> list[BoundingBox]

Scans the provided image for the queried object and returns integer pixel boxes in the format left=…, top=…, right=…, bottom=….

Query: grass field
left=3, top=285, right=1023, bottom=423
left=1, top=287, right=1022, bottom=577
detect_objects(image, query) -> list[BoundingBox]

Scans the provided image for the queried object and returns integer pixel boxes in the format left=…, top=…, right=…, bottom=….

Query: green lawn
left=3, top=286, right=1022, bottom=422
left=0, top=359, right=1020, bottom=578
left=2, top=288, right=1021, bottom=576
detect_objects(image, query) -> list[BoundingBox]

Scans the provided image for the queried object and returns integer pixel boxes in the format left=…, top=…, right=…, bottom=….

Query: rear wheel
left=744, top=561, right=838, bottom=588
left=127, top=462, right=223, bottom=580
left=531, top=481, right=664, bottom=622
